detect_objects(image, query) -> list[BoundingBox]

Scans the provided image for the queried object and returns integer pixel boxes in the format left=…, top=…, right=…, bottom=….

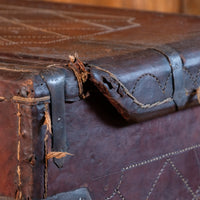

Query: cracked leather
left=89, top=36, right=200, bottom=121
left=0, top=1, right=200, bottom=200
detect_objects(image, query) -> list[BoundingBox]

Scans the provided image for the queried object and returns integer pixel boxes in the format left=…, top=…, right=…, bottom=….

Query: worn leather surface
left=0, top=0, right=199, bottom=120
left=89, top=36, right=200, bottom=121
left=0, top=70, right=48, bottom=199
left=47, top=90, right=200, bottom=200
left=0, top=1, right=199, bottom=200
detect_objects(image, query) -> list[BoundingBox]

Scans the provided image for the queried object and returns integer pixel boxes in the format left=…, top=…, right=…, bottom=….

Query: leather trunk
left=0, top=1, right=200, bottom=200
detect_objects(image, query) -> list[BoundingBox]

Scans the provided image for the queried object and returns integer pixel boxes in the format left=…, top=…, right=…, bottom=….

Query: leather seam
left=132, top=72, right=172, bottom=94
left=105, top=144, right=200, bottom=200
left=0, top=96, right=50, bottom=104
left=167, top=158, right=196, bottom=198
left=16, top=103, right=22, bottom=200
left=183, top=67, right=200, bottom=87
left=145, top=161, right=168, bottom=200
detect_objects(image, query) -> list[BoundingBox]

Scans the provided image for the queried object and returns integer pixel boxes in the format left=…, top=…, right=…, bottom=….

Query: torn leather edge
left=88, top=63, right=174, bottom=121
left=86, top=45, right=190, bottom=121
left=152, top=45, right=187, bottom=110
left=68, top=55, right=89, bottom=99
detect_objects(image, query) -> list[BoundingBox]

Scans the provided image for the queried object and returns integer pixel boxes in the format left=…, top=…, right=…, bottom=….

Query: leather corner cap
left=87, top=38, right=200, bottom=122
left=88, top=48, right=176, bottom=122
left=44, top=188, right=92, bottom=200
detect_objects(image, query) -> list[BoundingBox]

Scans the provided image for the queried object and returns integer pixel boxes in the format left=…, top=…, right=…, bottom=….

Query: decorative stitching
left=82, top=19, right=130, bottom=23
left=0, top=27, right=104, bottom=31
left=193, top=186, right=200, bottom=200
left=3, top=35, right=60, bottom=39
left=92, top=64, right=200, bottom=109
left=16, top=103, right=22, bottom=200
left=105, top=144, right=200, bottom=200
left=183, top=67, right=200, bottom=87
left=167, top=158, right=196, bottom=198
left=63, top=15, right=114, bottom=31
left=195, top=186, right=200, bottom=195
left=91, top=65, right=173, bottom=109
left=105, top=172, right=124, bottom=200
left=0, top=38, right=68, bottom=46
left=0, top=67, right=37, bottom=72
left=145, top=161, right=168, bottom=200
left=0, top=24, right=140, bottom=47
left=0, top=4, right=134, bottom=19
left=0, top=35, right=14, bottom=43
left=115, top=189, right=126, bottom=200
left=0, top=18, right=131, bottom=23
left=0, top=16, right=71, bottom=40
left=132, top=72, right=172, bottom=95
left=123, top=144, right=200, bottom=172
left=0, top=4, right=140, bottom=47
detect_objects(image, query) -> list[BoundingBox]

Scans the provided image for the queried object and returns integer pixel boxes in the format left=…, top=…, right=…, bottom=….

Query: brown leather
left=47, top=92, right=200, bottom=200
left=0, top=0, right=199, bottom=121
left=0, top=1, right=200, bottom=200
left=89, top=36, right=200, bottom=121
left=0, top=70, right=47, bottom=199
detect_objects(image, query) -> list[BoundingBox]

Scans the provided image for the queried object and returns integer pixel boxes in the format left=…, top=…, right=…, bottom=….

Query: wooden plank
left=182, top=0, right=200, bottom=15
left=45, top=0, right=181, bottom=13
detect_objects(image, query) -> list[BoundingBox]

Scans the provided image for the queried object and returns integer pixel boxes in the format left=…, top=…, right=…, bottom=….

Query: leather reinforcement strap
left=152, top=45, right=187, bottom=110
left=41, top=67, right=68, bottom=168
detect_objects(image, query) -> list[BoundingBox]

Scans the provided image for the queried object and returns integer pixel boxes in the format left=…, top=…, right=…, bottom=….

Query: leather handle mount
left=40, top=41, right=200, bottom=167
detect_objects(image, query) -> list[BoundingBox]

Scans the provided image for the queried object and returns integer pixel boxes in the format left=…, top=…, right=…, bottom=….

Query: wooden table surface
left=43, top=0, right=200, bottom=15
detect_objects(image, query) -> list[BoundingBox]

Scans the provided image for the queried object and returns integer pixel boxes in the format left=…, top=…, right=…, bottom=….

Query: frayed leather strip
left=46, top=152, right=74, bottom=160
left=13, top=96, right=50, bottom=104
left=67, top=54, right=89, bottom=99
left=16, top=104, right=22, bottom=200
